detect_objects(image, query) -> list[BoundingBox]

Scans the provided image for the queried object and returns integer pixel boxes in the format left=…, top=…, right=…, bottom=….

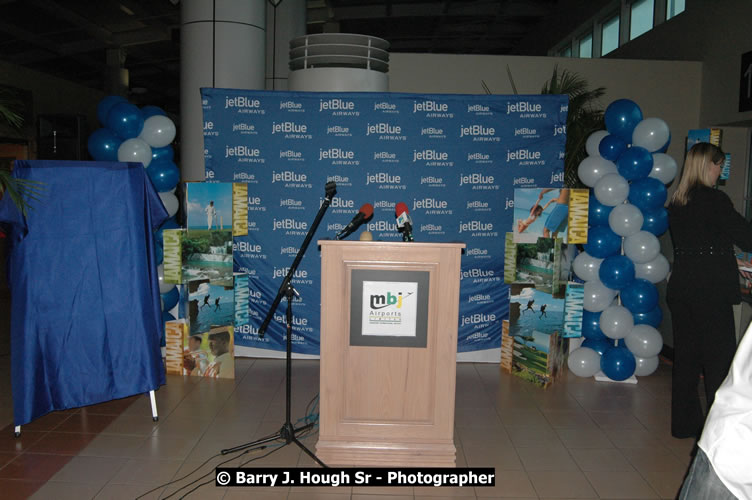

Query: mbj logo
left=225, top=145, right=260, bottom=158
left=272, top=171, right=307, bottom=183
left=412, top=149, right=448, bottom=162
left=366, top=172, right=401, bottom=185
left=460, top=124, right=495, bottom=137
left=233, top=241, right=262, bottom=253
left=370, top=291, right=408, bottom=310
left=319, top=98, right=355, bottom=111
left=413, top=198, right=448, bottom=210
left=506, top=101, right=542, bottom=114
left=459, top=221, right=494, bottom=233
left=553, top=124, right=566, bottom=136
left=366, top=123, right=402, bottom=136
left=272, top=121, right=307, bottom=134
left=459, top=173, right=494, bottom=186
left=224, top=96, right=261, bottom=108
left=413, top=100, right=448, bottom=113
left=506, top=149, right=542, bottom=162
left=319, top=148, right=355, bottom=160
left=273, top=218, right=308, bottom=231
left=460, top=313, right=496, bottom=326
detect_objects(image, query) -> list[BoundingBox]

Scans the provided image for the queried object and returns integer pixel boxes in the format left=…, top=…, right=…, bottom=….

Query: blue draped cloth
left=0, top=160, right=168, bottom=426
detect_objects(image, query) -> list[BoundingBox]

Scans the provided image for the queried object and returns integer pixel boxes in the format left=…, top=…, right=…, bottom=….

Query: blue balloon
left=604, top=99, right=643, bottom=141
left=585, top=225, right=622, bottom=258
left=582, top=310, right=608, bottom=341
left=162, top=310, right=176, bottom=324
left=97, top=95, right=128, bottom=126
left=628, top=177, right=668, bottom=212
left=599, top=255, right=636, bottom=290
left=582, top=338, right=612, bottom=356
left=151, top=145, right=175, bottom=165
left=154, top=217, right=180, bottom=245
left=633, top=305, right=663, bottom=328
left=588, top=194, right=613, bottom=227
left=599, top=134, right=628, bottom=162
left=87, top=128, right=122, bottom=161
left=141, top=105, right=167, bottom=119
left=601, top=346, right=636, bottom=381
left=641, top=207, right=669, bottom=236
left=617, top=338, right=627, bottom=348
left=161, top=286, right=180, bottom=311
left=617, top=146, right=654, bottom=181
left=147, top=161, right=180, bottom=192
left=621, top=278, right=659, bottom=313
left=154, top=241, right=164, bottom=265
left=106, top=102, right=144, bottom=139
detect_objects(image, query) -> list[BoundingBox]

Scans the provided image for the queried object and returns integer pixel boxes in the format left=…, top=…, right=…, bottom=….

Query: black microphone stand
left=221, top=182, right=336, bottom=467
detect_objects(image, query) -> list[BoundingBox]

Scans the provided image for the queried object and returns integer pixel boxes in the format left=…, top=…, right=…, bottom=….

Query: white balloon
left=608, top=203, right=644, bottom=237
left=625, top=324, right=663, bottom=358
left=600, top=304, right=635, bottom=339
left=568, top=347, right=602, bottom=377
left=139, top=115, right=177, bottom=148
left=159, top=191, right=179, bottom=217
left=583, top=280, right=618, bottom=312
left=634, top=355, right=660, bottom=376
left=157, top=264, right=173, bottom=294
left=586, top=130, right=609, bottom=157
left=573, top=252, right=604, bottom=282
left=650, top=153, right=678, bottom=184
left=624, top=231, right=660, bottom=264
left=634, top=254, right=670, bottom=283
left=578, top=156, right=618, bottom=187
left=594, top=173, right=629, bottom=206
left=632, top=117, right=670, bottom=152
left=118, top=138, right=152, bottom=167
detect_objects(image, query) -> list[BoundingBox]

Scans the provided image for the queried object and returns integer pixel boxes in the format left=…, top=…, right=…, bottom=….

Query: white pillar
left=180, top=0, right=266, bottom=182
left=266, top=0, right=306, bottom=91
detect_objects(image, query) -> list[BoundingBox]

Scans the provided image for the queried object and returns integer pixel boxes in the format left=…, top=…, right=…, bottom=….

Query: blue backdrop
left=201, top=89, right=567, bottom=355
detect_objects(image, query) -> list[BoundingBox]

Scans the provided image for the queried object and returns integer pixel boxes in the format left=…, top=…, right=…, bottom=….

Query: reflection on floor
left=0, top=345, right=693, bottom=500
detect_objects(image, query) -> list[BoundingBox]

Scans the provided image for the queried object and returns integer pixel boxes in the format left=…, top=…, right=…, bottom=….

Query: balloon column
left=569, top=99, right=675, bottom=382
left=88, top=96, right=181, bottom=342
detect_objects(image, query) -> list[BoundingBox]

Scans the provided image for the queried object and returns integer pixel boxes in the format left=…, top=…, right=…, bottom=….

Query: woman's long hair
left=669, top=142, right=725, bottom=206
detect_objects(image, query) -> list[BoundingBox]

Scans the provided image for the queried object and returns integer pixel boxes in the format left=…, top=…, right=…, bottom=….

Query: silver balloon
left=594, top=173, right=629, bottom=207
left=157, top=264, right=173, bottom=294
left=634, top=355, right=660, bottom=376
left=117, top=138, right=152, bottom=167
left=650, top=153, right=678, bottom=185
left=583, top=279, right=618, bottom=312
left=634, top=254, right=670, bottom=283
left=159, top=191, right=179, bottom=217
left=632, top=117, right=670, bottom=152
left=573, top=251, right=604, bottom=282
left=600, top=304, right=635, bottom=339
left=568, top=347, right=602, bottom=377
left=578, top=156, right=618, bottom=187
left=624, top=230, right=660, bottom=264
left=625, top=324, right=663, bottom=358
left=586, top=130, right=609, bottom=157
left=608, top=203, right=644, bottom=237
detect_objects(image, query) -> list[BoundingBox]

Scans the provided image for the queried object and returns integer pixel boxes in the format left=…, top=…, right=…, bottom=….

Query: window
left=666, top=0, right=685, bottom=20
left=630, top=0, right=654, bottom=40
left=558, top=46, right=572, bottom=58
left=601, top=14, right=620, bottom=55
left=579, top=33, right=592, bottom=58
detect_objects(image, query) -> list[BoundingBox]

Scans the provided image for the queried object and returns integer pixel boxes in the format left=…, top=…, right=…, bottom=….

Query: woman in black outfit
left=667, top=142, right=752, bottom=439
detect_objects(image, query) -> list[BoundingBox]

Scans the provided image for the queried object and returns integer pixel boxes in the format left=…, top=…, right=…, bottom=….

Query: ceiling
left=0, top=0, right=562, bottom=113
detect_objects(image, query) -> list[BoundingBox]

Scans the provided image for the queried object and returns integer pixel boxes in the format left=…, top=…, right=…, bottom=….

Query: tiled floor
left=0, top=348, right=693, bottom=499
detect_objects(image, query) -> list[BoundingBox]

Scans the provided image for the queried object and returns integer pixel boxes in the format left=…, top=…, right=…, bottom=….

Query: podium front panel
left=317, top=240, right=464, bottom=466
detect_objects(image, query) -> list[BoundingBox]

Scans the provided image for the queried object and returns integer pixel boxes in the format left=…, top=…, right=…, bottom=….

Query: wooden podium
left=317, top=240, right=465, bottom=467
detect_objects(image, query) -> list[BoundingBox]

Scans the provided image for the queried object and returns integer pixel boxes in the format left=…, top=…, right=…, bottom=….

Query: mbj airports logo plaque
left=362, top=281, right=418, bottom=338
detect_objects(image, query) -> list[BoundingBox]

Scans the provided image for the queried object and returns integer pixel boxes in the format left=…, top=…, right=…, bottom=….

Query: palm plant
left=0, top=85, right=43, bottom=215
left=540, top=66, right=605, bottom=188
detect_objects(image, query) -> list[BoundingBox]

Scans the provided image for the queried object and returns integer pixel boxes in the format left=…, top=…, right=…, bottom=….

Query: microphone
left=336, top=203, right=373, bottom=240
left=395, top=202, right=414, bottom=242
